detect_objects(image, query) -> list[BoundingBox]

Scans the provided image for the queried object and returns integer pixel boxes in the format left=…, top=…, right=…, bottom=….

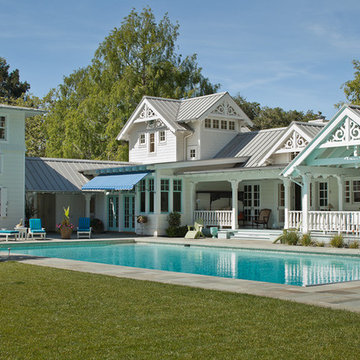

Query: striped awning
left=82, top=172, right=149, bottom=191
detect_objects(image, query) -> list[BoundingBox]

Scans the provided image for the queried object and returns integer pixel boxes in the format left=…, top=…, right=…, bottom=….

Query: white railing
left=308, top=211, right=360, bottom=234
left=288, top=211, right=302, bottom=229
left=193, top=210, right=233, bottom=228
left=288, top=210, right=360, bottom=234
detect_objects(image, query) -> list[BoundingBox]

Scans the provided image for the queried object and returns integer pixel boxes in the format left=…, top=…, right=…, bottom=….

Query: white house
left=0, top=104, right=44, bottom=229
left=83, top=91, right=355, bottom=237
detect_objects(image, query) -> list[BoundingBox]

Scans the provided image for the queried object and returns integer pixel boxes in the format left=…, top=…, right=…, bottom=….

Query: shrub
left=330, top=234, right=344, bottom=248
left=301, top=233, right=312, bottom=246
left=166, top=225, right=188, bottom=237
left=273, top=230, right=299, bottom=245
left=167, top=212, right=181, bottom=227
left=349, top=240, right=359, bottom=249
left=316, top=241, right=325, bottom=247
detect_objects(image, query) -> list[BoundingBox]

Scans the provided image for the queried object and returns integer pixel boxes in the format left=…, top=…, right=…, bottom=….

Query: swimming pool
left=2, top=241, right=360, bottom=287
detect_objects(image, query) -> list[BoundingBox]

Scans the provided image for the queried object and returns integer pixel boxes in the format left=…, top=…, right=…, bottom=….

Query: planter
left=60, top=227, right=73, bottom=239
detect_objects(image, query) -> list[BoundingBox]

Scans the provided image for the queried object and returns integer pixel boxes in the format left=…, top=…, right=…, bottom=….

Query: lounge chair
left=0, top=230, right=19, bottom=241
left=185, top=219, right=205, bottom=239
left=28, top=218, right=46, bottom=240
left=252, top=209, right=271, bottom=228
left=77, top=217, right=92, bottom=239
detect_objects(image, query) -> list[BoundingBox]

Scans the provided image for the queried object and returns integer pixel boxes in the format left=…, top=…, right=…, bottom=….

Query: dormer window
left=221, top=120, right=227, bottom=130
left=0, top=116, right=6, bottom=140
left=139, top=133, right=146, bottom=145
left=149, top=133, right=155, bottom=153
left=159, top=130, right=166, bottom=143
left=212, top=119, right=219, bottom=129
left=205, top=119, right=211, bottom=128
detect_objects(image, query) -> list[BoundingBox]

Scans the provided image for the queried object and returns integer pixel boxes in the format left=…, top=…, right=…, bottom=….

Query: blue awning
left=82, top=172, right=149, bottom=191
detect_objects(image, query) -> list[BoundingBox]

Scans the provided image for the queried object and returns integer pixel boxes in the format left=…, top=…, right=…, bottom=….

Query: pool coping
left=1, top=236, right=360, bottom=313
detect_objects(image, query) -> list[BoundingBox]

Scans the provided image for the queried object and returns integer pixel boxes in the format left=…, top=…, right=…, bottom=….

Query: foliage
left=339, top=59, right=360, bottom=106
left=0, top=57, right=30, bottom=100
left=301, top=233, right=313, bottom=246
left=56, top=206, right=74, bottom=230
left=233, top=94, right=319, bottom=130
left=90, top=218, right=104, bottom=233
left=316, top=241, right=325, bottom=247
left=349, top=240, right=359, bottom=249
left=165, top=225, right=188, bottom=237
left=330, top=234, right=344, bottom=248
left=44, top=7, right=219, bottom=160
left=1, top=262, right=360, bottom=359
left=273, top=229, right=299, bottom=245
left=167, top=211, right=181, bottom=227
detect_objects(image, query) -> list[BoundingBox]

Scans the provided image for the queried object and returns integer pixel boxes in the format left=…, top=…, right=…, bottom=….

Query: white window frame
left=352, top=180, right=360, bottom=203
left=188, top=146, right=197, bottom=160
left=149, top=132, right=155, bottom=153
left=229, top=121, right=235, bottom=131
left=318, top=181, right=328, bottom=209
left=139, top=133, right=146, bottom=146
left=159, top=130, right=166, bottom=143
left=221, top=120, right=227, bottom=130
left=204, top=119, right=211, bottom=128
left=0, top=116, right=6, bottom=141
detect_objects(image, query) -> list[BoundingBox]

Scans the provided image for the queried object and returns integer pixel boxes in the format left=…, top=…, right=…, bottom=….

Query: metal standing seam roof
left=214, top=128, right=286, bottom=167
left=295, top=122, right=325, bottom=138
left=25, top=157, right=132, bottom=192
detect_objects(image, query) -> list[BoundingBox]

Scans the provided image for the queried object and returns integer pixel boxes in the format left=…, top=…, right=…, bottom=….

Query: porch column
left=336, top=175, right=344, bottom=211
left=302, top=174, right=311, bottom=233
left=84, top=193, right=92, bottom=218
left=230, top=180, right=239, bottom=230
left=189, top=181, right=196, bottom=223
left=283, top=178, right=291, bottom=229
left=154, top=172, right=161, bottom=236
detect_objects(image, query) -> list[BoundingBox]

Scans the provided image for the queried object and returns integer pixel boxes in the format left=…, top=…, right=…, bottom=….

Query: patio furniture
left=15, top=227, right=28, bottom=240
left=185, top=219, right=205, bottom=239
left=0, top=230, right=19, bottom=241
left=28, top=219, right=46, bottom=240
left=252, top=209, right=271, bottom=228
left=210, top=227, right=218, bottom=238
left=77, top=217, right=92, bottom=239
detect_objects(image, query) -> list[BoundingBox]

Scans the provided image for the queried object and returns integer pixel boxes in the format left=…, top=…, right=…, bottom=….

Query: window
left=189, top=148, right=196, bottom=159
left=0, top=116, right=5, bottom=140
left=161, top=179, right=169, bottom=212
left=212, top=119, right=219, bottom=129
left=159, top=130, right=166, bottom=142
left=229, top=121, right=235, bottom=130
left=0, top=187, right=7, bottom=217
left=148, top=178, right=154, bottom=213
left=139, top=133, right=146, bottom=145
left=139, top=180, right=146, bottom=212
left=319, top=182, right=328, bottom=207
left=149, top=133, right=155, bottom=153
left=345, top=181, right=350, bottom=203
left=221, top=120, right=227, bottom=130
left=291, top=152, right=300, bottom=160
left=353, top=180, right=360, bottom=202
left=173, top=179, right=182, bottom=212
left=205, top=119, right=211, bottom=128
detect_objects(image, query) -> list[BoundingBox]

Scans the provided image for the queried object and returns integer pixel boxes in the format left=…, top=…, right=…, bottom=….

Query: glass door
left=243, top=184, right=260, bottom=223
left=278, top=183, right=285, bottom=227
left=124, top=194, right=135, bottom=232
left=108, top=196, right=119, bottom=231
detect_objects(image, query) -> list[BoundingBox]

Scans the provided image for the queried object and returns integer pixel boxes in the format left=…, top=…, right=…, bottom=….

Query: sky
left=1, top=0, right=360, bottom=118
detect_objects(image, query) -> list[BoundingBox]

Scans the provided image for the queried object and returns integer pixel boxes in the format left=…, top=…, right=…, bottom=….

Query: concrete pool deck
left=1, top=234, right=360, bottom=313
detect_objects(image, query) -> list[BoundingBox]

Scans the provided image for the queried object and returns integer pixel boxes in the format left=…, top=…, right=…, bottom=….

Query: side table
left=15, top=227, right=28, bottom=241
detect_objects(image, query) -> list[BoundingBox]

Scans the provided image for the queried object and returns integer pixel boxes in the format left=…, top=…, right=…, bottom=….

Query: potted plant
left=56, top=206, right=74, bottom=239
left=137, top=215, right=148, bottom=224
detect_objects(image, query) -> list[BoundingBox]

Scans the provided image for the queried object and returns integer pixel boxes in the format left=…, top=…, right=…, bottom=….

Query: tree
left=340, top=59, right=360, bottom=106
left=0, top=57, right=30, bottom=100
left=45, top=7, right=219, bottom=160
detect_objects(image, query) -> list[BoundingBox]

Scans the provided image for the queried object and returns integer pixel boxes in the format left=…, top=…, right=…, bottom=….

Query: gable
left=282, top=105, right=360, bottom=177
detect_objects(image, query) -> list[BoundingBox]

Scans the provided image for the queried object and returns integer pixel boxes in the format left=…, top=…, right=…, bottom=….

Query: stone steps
left=229, top=229, right=283, bottom=241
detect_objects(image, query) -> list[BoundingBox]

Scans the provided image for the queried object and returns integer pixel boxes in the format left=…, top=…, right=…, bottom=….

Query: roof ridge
left=26, top=157, right=129, bottom=164
left=292, top=121, right=325, bottom=127
left=144, top=95, right=181, bottom=103
left=180, top=91, right=227, bottom=102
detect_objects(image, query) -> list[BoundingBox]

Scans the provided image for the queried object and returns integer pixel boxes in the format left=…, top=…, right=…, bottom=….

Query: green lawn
left=0, top=262, right=359, bottom=359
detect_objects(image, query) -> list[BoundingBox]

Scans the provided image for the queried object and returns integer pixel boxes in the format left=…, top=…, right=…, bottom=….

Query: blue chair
left=29, top=219, right=46, bottom=240
left=77, top=217, right=92, bottom=239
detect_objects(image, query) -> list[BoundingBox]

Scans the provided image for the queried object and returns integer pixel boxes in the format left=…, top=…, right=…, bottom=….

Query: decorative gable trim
left=117, top=98, right=177, bottom=141
left=282, top=105, right=360, bottom=177
left=258, top=124, right=311, bottom=166
left=200, top=93, right=253, bottom=126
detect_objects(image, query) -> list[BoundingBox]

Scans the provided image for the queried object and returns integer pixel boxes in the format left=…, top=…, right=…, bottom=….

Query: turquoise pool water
left=2, top=242, right=360, bottom=286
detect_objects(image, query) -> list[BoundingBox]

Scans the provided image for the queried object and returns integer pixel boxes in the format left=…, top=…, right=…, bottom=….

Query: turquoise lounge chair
left=29, top=219, right=46, bottom=240
left=77, top=217, right=92, bottom=239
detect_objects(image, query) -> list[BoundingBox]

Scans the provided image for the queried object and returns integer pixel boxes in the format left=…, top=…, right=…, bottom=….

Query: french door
left=243, top=184, right=260, bottom=222
left=124, top=194, right=135, bottom=232
left=108, top=196, right=119, bottom=231
left=278, top=184, right=285, bottom=227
